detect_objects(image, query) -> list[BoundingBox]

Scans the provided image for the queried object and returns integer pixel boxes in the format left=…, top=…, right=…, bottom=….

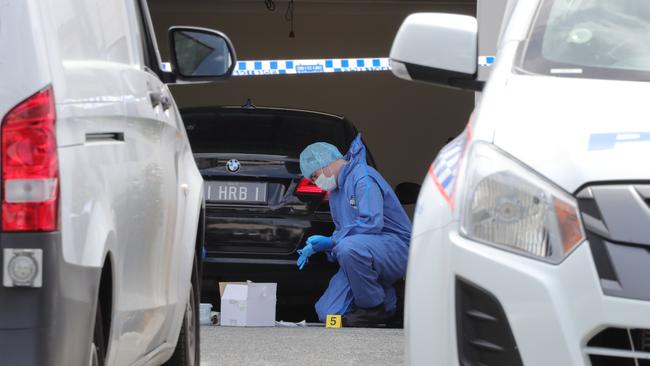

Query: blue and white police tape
left=232, top=57, right=391, bottom=76
left=478, top=55, right=496, bottom=67
left=164, top=56, right=497, bottom=78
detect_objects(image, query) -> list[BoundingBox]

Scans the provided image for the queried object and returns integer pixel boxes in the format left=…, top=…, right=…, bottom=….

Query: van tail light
left=296, top=178, right=329, bottom=200
left=1, top=87, right=59, bottom=231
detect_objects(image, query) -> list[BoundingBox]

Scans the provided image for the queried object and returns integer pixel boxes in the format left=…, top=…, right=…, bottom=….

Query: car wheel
left=165, top=259, right=200, bottom=366
left=91, top=301, right=106, bottom=366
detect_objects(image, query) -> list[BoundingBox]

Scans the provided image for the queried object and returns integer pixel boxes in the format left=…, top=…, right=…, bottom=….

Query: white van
left=0, top=0, right=236, bottom=365
left=390, top=1, right=650, bottom=365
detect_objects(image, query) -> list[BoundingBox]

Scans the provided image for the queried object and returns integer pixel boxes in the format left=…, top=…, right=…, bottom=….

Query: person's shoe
left=344, top=305, right=394, bottom=328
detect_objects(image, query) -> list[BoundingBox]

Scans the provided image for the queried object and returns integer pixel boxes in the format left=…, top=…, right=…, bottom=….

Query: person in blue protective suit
left=297, top=134, right=412, bottom=327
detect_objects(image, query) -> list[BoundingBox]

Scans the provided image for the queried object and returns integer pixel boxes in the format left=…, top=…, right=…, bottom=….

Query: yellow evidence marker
left=326, top=314, right=342, bottom=328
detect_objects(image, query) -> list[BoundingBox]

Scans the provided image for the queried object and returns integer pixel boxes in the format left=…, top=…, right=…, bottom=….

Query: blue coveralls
left=314, top=135, right=412, bottom=322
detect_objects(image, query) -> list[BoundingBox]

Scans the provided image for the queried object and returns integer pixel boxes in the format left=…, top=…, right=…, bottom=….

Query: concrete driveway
left=200, top=325, right=404, bottom=366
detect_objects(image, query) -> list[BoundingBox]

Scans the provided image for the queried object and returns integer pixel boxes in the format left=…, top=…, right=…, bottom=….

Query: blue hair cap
left=299, top=142, right=343, bottom=178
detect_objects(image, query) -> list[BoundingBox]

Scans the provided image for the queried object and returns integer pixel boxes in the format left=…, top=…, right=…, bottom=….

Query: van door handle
left=85, top=132, right=125, bottom=143
left=149, top=92, right=172, bottom=111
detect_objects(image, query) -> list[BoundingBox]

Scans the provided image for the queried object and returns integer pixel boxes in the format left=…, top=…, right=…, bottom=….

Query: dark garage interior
left=149, top=0, right=477, bottom=321
left=150, top=0, right=477, bottom=189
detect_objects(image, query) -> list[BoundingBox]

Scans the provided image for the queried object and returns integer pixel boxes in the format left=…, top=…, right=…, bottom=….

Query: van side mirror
left=389, top=13, right=482, bottom=91
left=395, top=182, right=421, bottom=205
left=168, top=26, right=237, bottom=82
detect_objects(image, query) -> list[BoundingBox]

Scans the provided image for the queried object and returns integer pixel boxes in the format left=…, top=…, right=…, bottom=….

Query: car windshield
left=519, top=0, right=650, bottom=81
left=183, top=110, right=350, bottom=157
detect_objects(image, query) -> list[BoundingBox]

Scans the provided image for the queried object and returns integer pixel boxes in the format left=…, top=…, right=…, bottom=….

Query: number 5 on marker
left=326, top=314, right=342, bottom=328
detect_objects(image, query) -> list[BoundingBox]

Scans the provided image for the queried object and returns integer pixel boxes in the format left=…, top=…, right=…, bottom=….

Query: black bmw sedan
left=181, top=104, right=377, bottom=321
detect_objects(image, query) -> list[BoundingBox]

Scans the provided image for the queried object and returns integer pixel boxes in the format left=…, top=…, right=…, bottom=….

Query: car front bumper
left=0, top=232, right=100, bottom=366
left=405, top=225, right=650, bottom=366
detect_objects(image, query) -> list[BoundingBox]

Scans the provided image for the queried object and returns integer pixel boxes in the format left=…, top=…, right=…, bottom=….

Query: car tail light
left=296, top=178, right=328, bottom=200
left=1, top=87, right=59, bottom=231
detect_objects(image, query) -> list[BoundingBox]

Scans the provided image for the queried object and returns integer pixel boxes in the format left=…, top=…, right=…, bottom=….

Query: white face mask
left=315, top=168, right=337, bottom=191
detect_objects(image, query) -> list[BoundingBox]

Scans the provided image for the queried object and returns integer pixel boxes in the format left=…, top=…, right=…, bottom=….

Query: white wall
left=150, top=0, right=476, bottom=188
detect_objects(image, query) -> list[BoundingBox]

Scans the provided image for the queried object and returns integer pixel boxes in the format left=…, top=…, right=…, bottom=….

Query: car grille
left=576, top=184, right=650, bottom=302
left=587, top=328, right=650, bottom=366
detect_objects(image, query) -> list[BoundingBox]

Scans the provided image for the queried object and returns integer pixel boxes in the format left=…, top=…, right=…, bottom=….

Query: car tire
left=165, top=258, right=200, bottom=366
left=91, top=301, right=106, bottom=366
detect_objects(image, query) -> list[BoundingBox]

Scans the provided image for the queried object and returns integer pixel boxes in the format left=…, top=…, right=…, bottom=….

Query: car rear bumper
left=202, top=210, right=338, bottom=319
left=204, top=213, right=334, bottom=255
left=0, top=232, right=100, bottom=366
left=405, top=226, right=650, bottom=366
left=202, top=254, right=337, bottom=275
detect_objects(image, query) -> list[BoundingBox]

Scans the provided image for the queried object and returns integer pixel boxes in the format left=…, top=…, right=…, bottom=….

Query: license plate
left=206, top=181, right=267, bottom=203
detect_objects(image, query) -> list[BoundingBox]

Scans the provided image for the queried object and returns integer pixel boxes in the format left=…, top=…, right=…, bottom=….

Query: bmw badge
left=226, top=159, right=240, bottom=173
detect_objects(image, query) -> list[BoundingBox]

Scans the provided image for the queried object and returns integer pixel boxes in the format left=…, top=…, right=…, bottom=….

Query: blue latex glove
left=306, top=235, right=334, bottom=253
left=296, top=244, right=315, bottom=270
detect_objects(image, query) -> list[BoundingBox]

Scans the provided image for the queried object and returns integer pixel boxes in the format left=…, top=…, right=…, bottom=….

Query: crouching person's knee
left=333, top=236, right=367, bottom=265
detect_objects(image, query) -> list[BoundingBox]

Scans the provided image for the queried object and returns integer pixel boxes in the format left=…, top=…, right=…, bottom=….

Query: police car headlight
left=460, top=142, right=585, bottom=263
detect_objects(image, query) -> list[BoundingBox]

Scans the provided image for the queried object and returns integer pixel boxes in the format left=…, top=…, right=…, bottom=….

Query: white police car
left=390, top=1, right=650, bottom=365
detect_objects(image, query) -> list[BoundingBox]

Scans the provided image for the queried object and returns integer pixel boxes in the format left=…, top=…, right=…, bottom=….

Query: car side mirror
left=389, top=13, right=482, bottom=91
left=168, top=26, right=237, bottom=82
left=395, top=182, right=421, bottom=205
